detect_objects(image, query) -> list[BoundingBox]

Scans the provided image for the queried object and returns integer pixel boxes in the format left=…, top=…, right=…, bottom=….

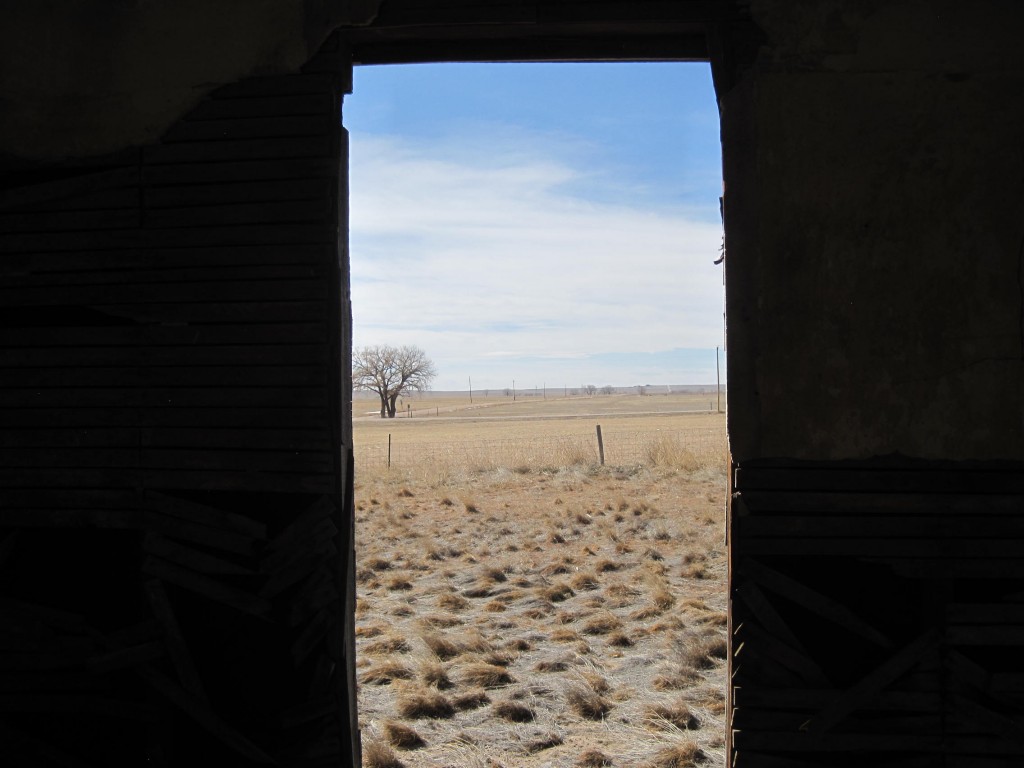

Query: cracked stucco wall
left=0, top=0, right=380, bottom=160
left=726, top=0, right=1024, bottom=462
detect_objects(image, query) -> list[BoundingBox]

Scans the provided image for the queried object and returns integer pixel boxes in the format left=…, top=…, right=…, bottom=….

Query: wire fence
left=353, top=425, right=727, bottom=472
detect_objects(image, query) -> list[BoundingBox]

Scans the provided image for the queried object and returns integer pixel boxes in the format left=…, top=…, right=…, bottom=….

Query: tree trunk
left=378, top=393, right=387, bottom=419
left=387, top=393, right=398, bottom=418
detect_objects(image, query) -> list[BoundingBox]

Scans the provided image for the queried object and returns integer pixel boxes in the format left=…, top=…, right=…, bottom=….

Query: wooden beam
left=740, top=558, right=892, bottom=647
left=803, top=629, right=939, bottom=735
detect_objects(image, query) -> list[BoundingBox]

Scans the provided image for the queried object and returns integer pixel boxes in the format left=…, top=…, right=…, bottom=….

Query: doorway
left=345, top=61, right=729, bottom=767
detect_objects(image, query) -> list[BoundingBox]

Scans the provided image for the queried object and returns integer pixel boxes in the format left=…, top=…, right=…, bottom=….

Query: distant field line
left=353, top=392, right=727, bottom=423
left=356, top=408, right=721, bottom=423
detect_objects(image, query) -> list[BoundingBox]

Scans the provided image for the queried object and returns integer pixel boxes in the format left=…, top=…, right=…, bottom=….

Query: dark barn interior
left=2, top=1, right=1023, bottom=766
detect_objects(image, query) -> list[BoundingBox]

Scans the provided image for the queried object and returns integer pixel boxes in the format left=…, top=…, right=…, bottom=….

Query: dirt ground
left=354, top=460, right=728, bottom=768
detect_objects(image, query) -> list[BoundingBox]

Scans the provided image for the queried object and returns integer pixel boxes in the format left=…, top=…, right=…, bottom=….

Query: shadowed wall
left=2, top=1, right=1023, bottom=766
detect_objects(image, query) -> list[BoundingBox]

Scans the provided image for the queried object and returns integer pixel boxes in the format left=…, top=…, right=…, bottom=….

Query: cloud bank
left=349, top=130, right=724, bottom=391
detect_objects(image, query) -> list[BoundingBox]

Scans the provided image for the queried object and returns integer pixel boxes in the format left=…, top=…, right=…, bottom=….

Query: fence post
left=387, top=433, right=391, bottom=470
left=596, top=424, right=605, bottom=466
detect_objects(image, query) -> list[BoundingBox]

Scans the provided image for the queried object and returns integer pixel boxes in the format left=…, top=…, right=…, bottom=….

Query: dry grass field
left=354, top=395, right=728, bottom=768
left=353, top=391, right=723, bottom=423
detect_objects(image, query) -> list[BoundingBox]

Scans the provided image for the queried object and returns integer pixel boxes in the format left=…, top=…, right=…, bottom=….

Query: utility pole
left=513, top=380, right=516, bottom=401
left=468, top=376, right=473, bottom=404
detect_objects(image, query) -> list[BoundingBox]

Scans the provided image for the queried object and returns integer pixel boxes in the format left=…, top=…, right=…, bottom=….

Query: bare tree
left=353, top=345, right=437, bottom=418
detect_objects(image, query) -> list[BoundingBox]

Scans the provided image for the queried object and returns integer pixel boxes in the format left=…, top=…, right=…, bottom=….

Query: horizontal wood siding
left=731, top=464, right=1024, bottom=768
left=0, top=34, right=355, bottom=766
left=0, top=102, right=339, bottom=497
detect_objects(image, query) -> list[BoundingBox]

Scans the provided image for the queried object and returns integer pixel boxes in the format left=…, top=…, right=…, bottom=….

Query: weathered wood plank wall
left=0, top=33, right=356, bottom=767
left=731, top=463, right=1024, bottom=768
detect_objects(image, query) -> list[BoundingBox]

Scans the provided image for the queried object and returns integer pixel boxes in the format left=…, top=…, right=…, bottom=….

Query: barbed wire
left=353, top=426, right=727, bottom=471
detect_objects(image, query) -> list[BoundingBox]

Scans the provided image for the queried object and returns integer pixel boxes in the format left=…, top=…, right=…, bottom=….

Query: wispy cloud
left=349, top=131, right=723, bottom=390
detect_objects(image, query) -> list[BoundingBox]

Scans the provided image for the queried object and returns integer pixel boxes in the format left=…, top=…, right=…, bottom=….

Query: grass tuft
left=579, top=669, right=611, bottom=694
left=570, top=571, right=600, bottom=591
left=534, top=659, right=571, bottom=673
left=565, top=684, right=612, bottom=720
left=492, top=700, right=535, bottom=722
left=422, top=632, right=463, bottom=660
left=645, top=700, right=701, bottom=731
left=356, top=624, right=386, bottom=638
left=540, top=582, right=575, bottom=602
left=550, top=627, right=580, bottom=643
left=652, top=666, right=702, bottom=691
left=395, top=690, right=455, bottom=719
left=362, top=740, right=405, bottom=768
left=607, top=630, right=634, bottom=648
left=363, top=635, right=411, bottom=655
left=652, top=586, right=676, bottom=611
left=681, top=634, right=729, bottom=670
left=436, top=593, right=469, bottom=611
left=385, top=576, right=413, bottom=591
left=459, top=662, right=515, bottom=688
left=577, top=748, right=613, bottom=766
left=482, top=650, right=515, bottom=667
left=359, top=661, right=414, bottom=685
left=382, top=720, right=426, bottom=750
left=646, top=742, right=707, bottom=767
left=418, top=613, right=462, bottom=629
left=452, top=688, right=490, bottom=710
left=582, top=612, right=623, bottom=636
left=525, top=732, right=564, bottom=753
left=420, top=659, right=452, bottom=689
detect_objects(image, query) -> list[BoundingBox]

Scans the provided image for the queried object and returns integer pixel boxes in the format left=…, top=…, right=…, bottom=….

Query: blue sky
left=345, top=62, right=724, bottom=391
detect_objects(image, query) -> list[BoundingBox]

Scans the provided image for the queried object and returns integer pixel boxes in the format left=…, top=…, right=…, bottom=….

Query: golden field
left=353, top=391, right=724, bottom=424
left=354, top=394, right=728, bottom=768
